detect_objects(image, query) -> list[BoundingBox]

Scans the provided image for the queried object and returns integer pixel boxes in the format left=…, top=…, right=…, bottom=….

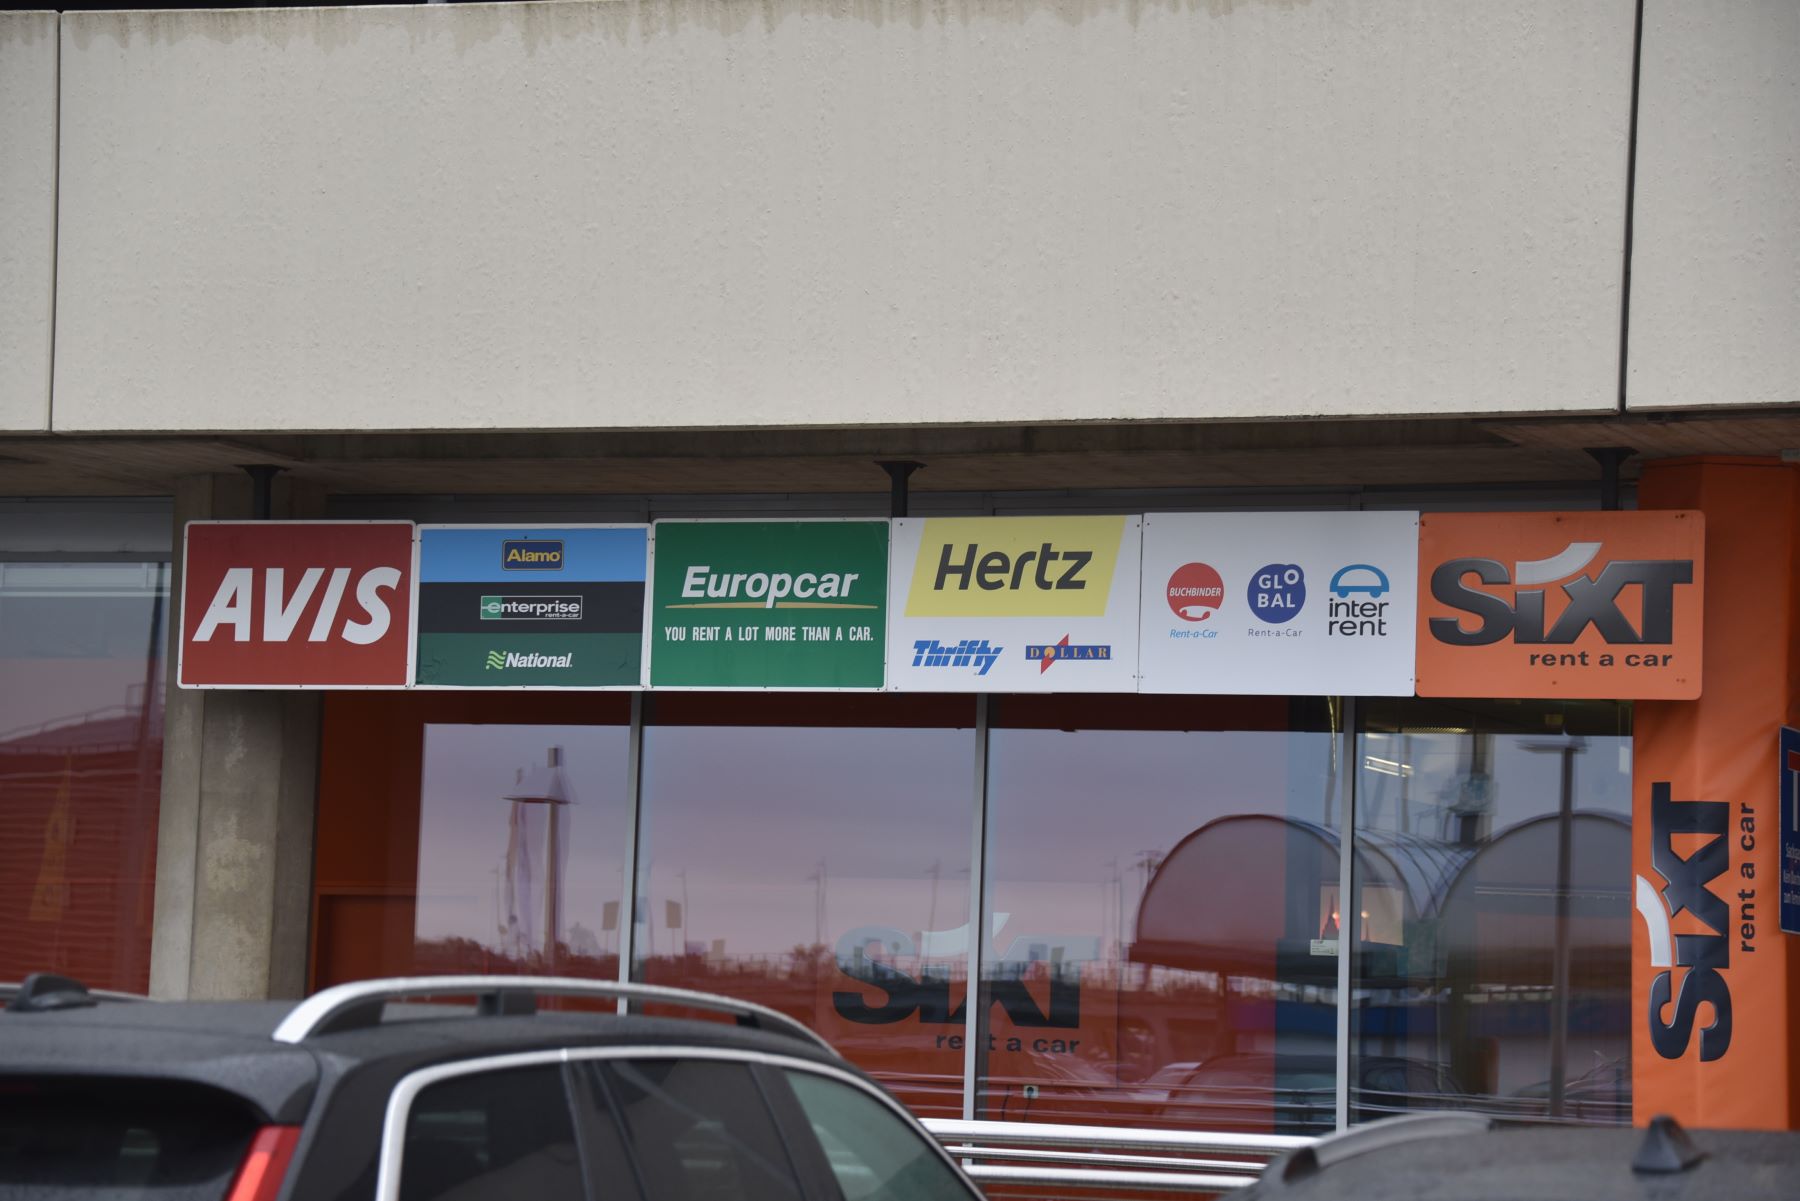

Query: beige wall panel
left=0, top=13, right=57, bottom=433
left=1630, top=1, right=1800, bottom=410
left=55, top=1, right=1635, bottom=433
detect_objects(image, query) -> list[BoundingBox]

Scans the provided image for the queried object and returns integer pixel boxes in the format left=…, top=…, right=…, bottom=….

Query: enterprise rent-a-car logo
left=479, top=595, right=583, bottom=620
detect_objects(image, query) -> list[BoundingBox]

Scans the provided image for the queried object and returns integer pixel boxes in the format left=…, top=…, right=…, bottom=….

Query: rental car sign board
left=887, top=515, right=1141, bottom=692
left=1415, top=511, right=1704, bottom=699
left=647, top=520, right=889, bottom=689
left=179, top=521, right=416, bottom=688
left=413, top=525, right=649, bottom=688
left=1137, top=511, right=1419, bottom=696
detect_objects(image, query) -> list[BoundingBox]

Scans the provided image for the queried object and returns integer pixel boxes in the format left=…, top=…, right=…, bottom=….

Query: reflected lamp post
left=503, top=746, right=575, bottom=973
left=1521, top=735, right=1587, bottom=1120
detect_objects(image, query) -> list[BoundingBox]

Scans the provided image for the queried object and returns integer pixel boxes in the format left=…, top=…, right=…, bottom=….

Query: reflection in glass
left=415, top=724, right=632, bottom=979
left=0, top=562, right=167, bottom=991
left=981, top=697, right=1340, bottom=1134
left=1352, top=700, right=1633, bottom=1125
left=636, top=700, right=976, bottom=1116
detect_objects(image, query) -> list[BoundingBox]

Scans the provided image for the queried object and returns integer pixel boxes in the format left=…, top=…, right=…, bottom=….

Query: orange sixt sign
left=1415, top=511, right=1704, bottom=699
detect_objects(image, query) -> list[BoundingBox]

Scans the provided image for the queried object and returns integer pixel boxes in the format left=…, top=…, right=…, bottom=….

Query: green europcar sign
left=648, top=521, right=889, bottom=689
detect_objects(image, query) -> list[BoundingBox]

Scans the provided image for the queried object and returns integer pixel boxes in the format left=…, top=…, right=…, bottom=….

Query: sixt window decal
left=1638, top=782, right=1733, bottom=1062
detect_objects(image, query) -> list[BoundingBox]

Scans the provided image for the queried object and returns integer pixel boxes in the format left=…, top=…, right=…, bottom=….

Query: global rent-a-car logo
left=1637, top=783, right=1733, bottom=1061
left=1247, top=563, right=1305, bottom=632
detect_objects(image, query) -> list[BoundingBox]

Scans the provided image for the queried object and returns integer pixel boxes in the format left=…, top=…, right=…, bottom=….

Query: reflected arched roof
left=1129, top=811, right=1629, bottom=972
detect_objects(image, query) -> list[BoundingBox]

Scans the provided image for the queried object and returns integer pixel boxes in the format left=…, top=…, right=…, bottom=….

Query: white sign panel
left=887, top=515, right=1142, bottom=692
left=1138, top=511, right=1419, bottom=696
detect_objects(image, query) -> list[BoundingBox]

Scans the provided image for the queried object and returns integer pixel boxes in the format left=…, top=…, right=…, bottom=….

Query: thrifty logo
left=911, top=639, right=1002, bottom=676
left=480, top=595, right=583, bottom=620
left=905, top=517, right=1126, bottom=617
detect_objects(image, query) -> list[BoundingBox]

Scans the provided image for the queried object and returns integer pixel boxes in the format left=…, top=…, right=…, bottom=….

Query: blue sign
left=1781, top=726, right=1800, bottom=935
left=1248, top=563, right=1306, bottom=624
left=415, top=526, right=648, bottom=687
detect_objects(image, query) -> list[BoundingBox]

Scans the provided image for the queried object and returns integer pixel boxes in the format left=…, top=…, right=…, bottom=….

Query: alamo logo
left=486, top=650, right=575, bottom=670
left=502, top=540, right=564, bottom=570
left=1637, top=782, right=1733, bottom=1062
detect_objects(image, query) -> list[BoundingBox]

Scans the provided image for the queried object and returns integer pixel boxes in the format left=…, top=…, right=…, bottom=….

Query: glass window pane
left=313, top=694, right=633, bottom=989
left=0, top=561, right=168, bottom=992
left=981, top=695, right=1341, bottom=1134
left=782, top=1070, right=975, bottom=1201
left=415, top=724, right=633, bottom=979
left=636, top=695, right=977, bottom=1118
left=402, top=1066, right=582, bottom=1201
left=596, top=1059, right=803, bottom=1201
left=1351, top=699, right=1633, bottom=1126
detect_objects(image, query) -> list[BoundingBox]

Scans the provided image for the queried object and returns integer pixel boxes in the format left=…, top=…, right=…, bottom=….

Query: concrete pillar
left=150, top=472, right=324, bottom=1000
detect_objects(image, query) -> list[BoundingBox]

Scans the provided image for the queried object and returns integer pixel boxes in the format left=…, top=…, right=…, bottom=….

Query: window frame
left=376, top=1047, right=980, bottom=1201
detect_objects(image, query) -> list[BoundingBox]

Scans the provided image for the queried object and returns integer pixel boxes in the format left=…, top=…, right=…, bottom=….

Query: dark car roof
left=1243, top=1120, right=1799, bottom=1201
left=0, top=997, right=842, bottom=1124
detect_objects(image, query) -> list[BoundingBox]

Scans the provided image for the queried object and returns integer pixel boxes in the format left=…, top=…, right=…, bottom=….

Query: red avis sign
left=179, top=522, right=415, bottom=688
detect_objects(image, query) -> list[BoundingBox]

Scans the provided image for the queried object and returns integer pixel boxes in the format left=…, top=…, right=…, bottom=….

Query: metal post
left=1585, top=448, right=1635, bottom=511
left=878, top=461, right=925, bottom=518
left=241, top=465, right=282, bottom=520
left=963, top=695, right=992, bottom=1121
left=617, top=692, right=646, bottom=1012
left=1548, top=740, right=1578, bottom=1119
left=1334, top=696, right=1358, bottom=1132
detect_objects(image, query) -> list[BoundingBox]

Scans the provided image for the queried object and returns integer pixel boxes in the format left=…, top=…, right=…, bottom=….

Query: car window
left=593, top=1059, right=804, bottom=1201
left=400, top=1064, right=583, bottom=1201
left=782, top=1070, right=974, bottom=1201
left=0, top=1077, right=259, bottom=1201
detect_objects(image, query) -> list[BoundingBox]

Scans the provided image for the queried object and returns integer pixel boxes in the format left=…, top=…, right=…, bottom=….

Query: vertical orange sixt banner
left=1634, top=458, right=1800, bottom=1129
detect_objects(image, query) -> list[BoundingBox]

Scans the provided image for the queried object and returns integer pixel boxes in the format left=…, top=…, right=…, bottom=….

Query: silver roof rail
left=270, top=974, right=835, bottom=1053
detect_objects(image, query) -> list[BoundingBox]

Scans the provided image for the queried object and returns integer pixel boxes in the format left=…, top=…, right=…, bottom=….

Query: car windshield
left=0, top=1077, right=258, bottom=1201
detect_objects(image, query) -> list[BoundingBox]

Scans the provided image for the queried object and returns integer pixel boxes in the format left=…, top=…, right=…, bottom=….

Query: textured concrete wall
left=1629, top=1, right=1800, bottom=409
left=0, top=13, right=56, bottom=433
left=151, top=475, right=321, bottom=1001
left=54, top=0, right=1637, bottom=434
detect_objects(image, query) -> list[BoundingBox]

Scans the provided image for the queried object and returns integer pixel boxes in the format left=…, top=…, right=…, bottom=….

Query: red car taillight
left=223, top=1126, right=302, bottom=1201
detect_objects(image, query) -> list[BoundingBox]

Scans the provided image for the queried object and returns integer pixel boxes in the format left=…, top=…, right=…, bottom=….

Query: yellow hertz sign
left=905, top=516, right=1126, bottom=617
